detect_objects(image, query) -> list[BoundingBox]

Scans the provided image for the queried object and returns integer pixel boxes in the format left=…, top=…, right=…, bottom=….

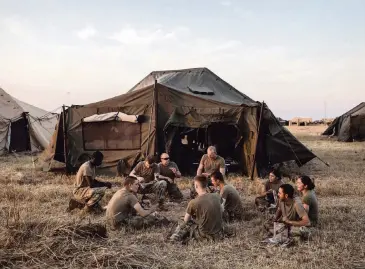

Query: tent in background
left=43, top=68, right=318, bottom=177
left=0, top=87, right=59, bottom=154
left=322, top=102, right=365, bottom=142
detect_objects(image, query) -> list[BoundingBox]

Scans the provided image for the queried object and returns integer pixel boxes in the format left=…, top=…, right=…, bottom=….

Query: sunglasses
left=161, top=157, right=170, bottom=160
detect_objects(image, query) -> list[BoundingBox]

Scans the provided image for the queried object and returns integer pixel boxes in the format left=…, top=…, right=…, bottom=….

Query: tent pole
left=62, top=105, right=69, bottom=174
left=146, top=80, right=157, bottom=156
left=250, top=101, right=265, bottom=180
left=153, top=79, right=158, bottom=156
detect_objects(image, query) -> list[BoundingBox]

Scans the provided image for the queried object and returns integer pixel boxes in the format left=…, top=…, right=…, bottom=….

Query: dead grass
left=1, top=126, right=365, bottom=268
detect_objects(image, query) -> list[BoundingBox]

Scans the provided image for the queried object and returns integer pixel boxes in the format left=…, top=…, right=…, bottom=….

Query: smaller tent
left=0, top=87, right=59, bottom=154
left=322, top=102, right=365, bottom=142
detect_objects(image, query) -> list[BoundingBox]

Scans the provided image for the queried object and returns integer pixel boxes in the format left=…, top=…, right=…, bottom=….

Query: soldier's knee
left=159, top=180, right=168, bottom=189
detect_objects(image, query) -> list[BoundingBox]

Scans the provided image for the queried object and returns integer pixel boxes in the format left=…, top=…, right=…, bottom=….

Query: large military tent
left=44, top=68, right=317, bottom=177
left=322, top=102, right=365, bottom=142
left=0, top=87, right=59, bottom=154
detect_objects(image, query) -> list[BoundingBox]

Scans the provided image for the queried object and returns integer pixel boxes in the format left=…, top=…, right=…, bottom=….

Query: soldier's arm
left=221, top=198, right=226, bottom=212
left=183, top=212, right=192, bottom=223
left=219, top=167, right=226, bottom=176
left=197, top=163, right=204, bottom=176
left=129, top=166, right=145, bottom=183
left=175, top=164, right=182, bottom=178
left=285, top=214, right=310, bottom=227
left=274, top=207, right=282, bottom=221
left=134, top=203, right=158, bottom=217
left=83, top=176, right=94, bottom=187
left=219, top=158, right=226, bottom=175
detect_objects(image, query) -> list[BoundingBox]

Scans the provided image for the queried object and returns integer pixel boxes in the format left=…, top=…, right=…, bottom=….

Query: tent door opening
left=166, top=123, right=243, bottom=175
left=9, top=114, right=31, bottom=153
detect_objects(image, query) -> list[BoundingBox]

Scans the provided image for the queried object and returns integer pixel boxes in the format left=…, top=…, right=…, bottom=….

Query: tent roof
left=128, top=67, right=257, bottom=106
left=341, top=102, right=365, bottom=117
left=0, top=87, right=51, bottom=120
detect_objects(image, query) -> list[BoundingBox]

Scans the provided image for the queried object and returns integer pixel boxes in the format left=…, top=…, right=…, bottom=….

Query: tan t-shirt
left=158, top=161, right=180, bottom=180
left=106, top=189, right=139, bottom=225
left=302, top=190, right=319, bottom=226
left=221, top=184, right=244, bottom=218
left=199, top=154, right=225, bottom=175
left=278, top=197, right=307, bottom=222
left=132, top=161, right=159, bottom=183
left=264, top=179, right=283, bottom=193
left=75, top=161, right=95, bottom=188
left=186, top=193, right=223, bottom=236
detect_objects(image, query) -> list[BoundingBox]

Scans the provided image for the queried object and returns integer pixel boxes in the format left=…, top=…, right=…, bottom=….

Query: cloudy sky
left=0, top=0, right=364, bottom=119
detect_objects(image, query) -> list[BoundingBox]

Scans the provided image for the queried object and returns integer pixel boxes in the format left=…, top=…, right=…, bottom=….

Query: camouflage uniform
left=73, top=187, right=107, bottom=207
left=158, top=161, right=183, bottom=201
left=72, top=161, right=108, bottom=208
left=139, top=180, right=168, bottom=204
left=170, top=220, right=224, bottom=242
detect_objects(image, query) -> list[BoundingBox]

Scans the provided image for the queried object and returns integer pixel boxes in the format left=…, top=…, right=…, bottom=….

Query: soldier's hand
left=137, top=177, right=145, bottom=183
left=170, top=167, right=177, bottom=174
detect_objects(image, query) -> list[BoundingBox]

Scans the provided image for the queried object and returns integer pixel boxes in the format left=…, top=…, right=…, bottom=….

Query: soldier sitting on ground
left=68, top=151, right=112, bottom=213
left=158, top=153, right=184, bottom=202
left=211, top=171, right=244, bottom=222
left=129, top=155, right=168, bottom=211
left=190, top=146, right=226, bottom=198
left=264, top=184, right=310, bottom=247
left=106, top=176, right=169, bottom=230
left=169, top=175, right=224, bottom=243
left=255, top=169, right=283, bottom=212
left=296, top=175, right=319, bottom=227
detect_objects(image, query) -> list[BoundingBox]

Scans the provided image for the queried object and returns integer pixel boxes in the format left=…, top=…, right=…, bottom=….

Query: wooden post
left=250, top=101, right=265, bottom=180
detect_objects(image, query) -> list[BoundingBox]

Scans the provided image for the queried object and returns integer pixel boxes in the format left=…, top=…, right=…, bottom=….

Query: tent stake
left=250, top=101, right=265, bottom=180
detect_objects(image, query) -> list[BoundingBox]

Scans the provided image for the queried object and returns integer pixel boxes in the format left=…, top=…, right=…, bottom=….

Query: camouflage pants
left=139, top=180, right=167, bottom=203
left=108, top=215, right=168, bottom=230
left=73, top=187, right=107, bottom=207
left=264, top=220, right=311, bottom=240
left=170, top=220, right=223, bottom=243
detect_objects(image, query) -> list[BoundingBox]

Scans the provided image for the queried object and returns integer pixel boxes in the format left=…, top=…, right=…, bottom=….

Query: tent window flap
left=82, top=121, right=141, bottom=150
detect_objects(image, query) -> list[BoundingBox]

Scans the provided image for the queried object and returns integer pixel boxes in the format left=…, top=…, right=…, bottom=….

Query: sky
left=0, top=0, right=364, bottom=119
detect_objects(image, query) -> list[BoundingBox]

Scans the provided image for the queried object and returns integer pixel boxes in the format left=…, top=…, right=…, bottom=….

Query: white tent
left=0, top=87, right=59, bottom=154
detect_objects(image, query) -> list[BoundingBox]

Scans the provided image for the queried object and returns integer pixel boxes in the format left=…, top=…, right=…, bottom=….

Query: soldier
left=158, top=153, right=184, bottom=202
left=129, top=155, right=168, bottom=211
left=296, top=175, right=319, bottom=227
left=106, top=176, right=169, bottom=230
left=255, top=169, right=283, bottom=211
left=264, top=184, right=310, bottom=246
left=169, top=175, right=224, bottom=243
left=69, top=151, right=112, bottom=213
left=211, top=171, right=244, bottom=222
left=190, top=146, right=226, bottom=198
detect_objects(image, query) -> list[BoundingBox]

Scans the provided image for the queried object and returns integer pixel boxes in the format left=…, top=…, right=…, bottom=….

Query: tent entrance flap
left=164, top=123, right=243, bottom=175
left=9, top=115, right=31, bottom=152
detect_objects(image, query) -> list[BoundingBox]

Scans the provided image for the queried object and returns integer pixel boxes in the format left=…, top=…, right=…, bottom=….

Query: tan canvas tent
left=0, top=88, right=59, bottom=154
left=322, top=102, right=365, bottom=142
left=44, top=68, right=317, bottom=176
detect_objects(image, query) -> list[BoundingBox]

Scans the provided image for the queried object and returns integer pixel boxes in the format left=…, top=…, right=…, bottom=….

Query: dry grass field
left=1, top=126, right=365, bottom=269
